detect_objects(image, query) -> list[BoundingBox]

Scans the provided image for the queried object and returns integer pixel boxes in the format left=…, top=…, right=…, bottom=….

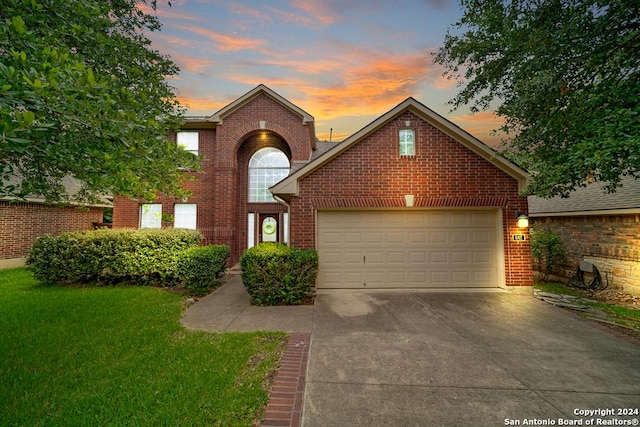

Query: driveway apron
left=304, top=290, right=640, bottom=426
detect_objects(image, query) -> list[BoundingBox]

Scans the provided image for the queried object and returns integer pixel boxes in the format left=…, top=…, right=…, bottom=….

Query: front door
left=260, top=214, right=279, bottom=243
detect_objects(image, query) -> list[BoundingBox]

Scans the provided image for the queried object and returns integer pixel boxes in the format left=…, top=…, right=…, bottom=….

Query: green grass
left=0, top=268, right=287, bottom=426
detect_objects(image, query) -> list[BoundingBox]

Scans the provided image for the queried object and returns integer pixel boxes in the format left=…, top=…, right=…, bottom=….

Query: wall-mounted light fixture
left=405, top=195, right=415, bottom=207
left=516, top=210, right=529, bottom=228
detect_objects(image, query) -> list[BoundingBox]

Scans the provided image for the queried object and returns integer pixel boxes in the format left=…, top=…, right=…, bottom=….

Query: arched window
left=248, top=147, right=290, bottom=202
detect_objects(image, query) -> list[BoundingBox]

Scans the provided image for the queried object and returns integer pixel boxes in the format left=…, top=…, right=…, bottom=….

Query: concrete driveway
left=305, top=290, right=640, bottom=426
left=182, top=277, right=640, bottom=426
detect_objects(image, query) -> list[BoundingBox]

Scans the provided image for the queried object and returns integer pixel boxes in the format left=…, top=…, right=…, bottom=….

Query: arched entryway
left=237, top=132, right=292, bottom=251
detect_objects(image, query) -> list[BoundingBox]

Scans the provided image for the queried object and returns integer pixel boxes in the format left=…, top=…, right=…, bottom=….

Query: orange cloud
left=171, top=54, right=215, bottom=74
left=289, top=0, right=341, bottom=26
left=177, top=96, right=227, bottom=113
left=175, top=25, right=268, bottom=53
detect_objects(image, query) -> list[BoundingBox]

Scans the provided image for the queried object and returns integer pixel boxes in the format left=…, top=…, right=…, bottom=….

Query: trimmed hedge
left=176, top=245, right=231, bottom=296
left=240, top=243, right=318, bottom=306
left=27, top=228, right=209, bottom=287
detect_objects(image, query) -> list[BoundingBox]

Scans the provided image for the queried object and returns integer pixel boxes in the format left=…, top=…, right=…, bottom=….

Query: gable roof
left=182, top=84, right=316, bottom=149
left=271, top=97, right=529, bottom=199
left=528, top=176, right=640, bottom=216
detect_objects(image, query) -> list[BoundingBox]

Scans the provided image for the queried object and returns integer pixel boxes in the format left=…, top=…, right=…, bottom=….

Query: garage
left=317, top=210, right=503, bottom=289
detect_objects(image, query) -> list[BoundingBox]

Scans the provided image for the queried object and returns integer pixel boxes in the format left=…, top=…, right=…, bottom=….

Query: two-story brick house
left=113, top=84, right=533, bottom=290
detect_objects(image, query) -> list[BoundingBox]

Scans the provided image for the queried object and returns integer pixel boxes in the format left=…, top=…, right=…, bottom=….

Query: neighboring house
left=0, top=177, right=112, bottom=270
left=528, top=177, right=640, bottom=296
left=113, top=84, right=533, bottom=290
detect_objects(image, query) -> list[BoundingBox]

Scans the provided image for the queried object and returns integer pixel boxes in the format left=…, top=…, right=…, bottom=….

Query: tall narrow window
left=399, top=129, right=415, bottom=156
left=140, top=203, right=162, bottom=229
left=248, top=147, right=290, bottom=202
left=174, top=204, right=197, bottom=230
left=177, top=131, right=199, bottom=155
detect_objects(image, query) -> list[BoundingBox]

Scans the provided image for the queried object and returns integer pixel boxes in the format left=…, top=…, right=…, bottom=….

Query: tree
left=1, top=0, right=198, bottom=205
left=434, top=0, right=640, bottom=197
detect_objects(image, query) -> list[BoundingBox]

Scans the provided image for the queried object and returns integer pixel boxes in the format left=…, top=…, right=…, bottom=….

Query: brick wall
left=0, top=201, right=104, bottom=261
left=289, top=111, right=533, bottom=287
left=112, top=92, right=313, bottom=265
left=531, top=215, right=640, bottom=295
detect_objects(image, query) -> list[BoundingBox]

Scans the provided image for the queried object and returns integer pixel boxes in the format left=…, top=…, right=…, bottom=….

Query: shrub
left=240, top=243, right=318, bottom=306
left=176, top=245, right=230, bottom=296
left=530, top=223, right=566, bottom=282
left=27, top=228, right=202, bottom=285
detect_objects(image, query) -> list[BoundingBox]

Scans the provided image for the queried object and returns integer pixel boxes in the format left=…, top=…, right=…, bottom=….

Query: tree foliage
left=435, top=0, right=640, bottom=197
left=1, top=0, right=198, bottom=204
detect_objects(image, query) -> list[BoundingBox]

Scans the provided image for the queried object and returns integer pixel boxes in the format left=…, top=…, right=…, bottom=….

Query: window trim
left=173, top=203, right=197, bottom=230
left=177, top=131, right=199, bottom=156
left=140, top=203, right=162, bottom=229
left=248, top=147, right=290, bottom=203
left=399, top=128, right=415, bottom=156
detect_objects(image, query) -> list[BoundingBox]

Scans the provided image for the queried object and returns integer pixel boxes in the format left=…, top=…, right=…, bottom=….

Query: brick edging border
left=261, top=332, right=311, bottom=427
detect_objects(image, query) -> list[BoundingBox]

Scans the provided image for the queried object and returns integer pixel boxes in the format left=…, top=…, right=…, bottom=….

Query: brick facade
left=113, top=89, right=314, bottom=264
left=531, top=215, right=640, bottom=295
left=0, top=201, right=104, bottom=262
left=287, top=111, right=533, bottom=287
left=113, top=86, right=533, bottom=287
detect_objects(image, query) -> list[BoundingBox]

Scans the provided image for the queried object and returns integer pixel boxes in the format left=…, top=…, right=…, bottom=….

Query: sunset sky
left=143, top=0, right=504, bottom=144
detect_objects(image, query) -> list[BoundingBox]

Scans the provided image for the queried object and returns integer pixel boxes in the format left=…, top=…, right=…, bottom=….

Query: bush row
left=27, top=228, right=229, bottom=294
left=240, top=243, right=318, bottom=306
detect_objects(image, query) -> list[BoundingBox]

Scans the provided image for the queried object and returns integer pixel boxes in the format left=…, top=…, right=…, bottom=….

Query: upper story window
left=399, top=129, right=415, bottom=156
left=140, top=203, right=162, bottom=229
left=248, top=147, right=290, bottom=202
left=174, top=203, right=197, bottom=230
left=177, top=131, right=199, bottom=155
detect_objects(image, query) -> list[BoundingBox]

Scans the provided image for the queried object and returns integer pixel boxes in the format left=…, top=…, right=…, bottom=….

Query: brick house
left=1, top=178, right=111, bottom=270
left=529, top=177, right=640, bottom=296
left=113, top=85, right=533, bottom=290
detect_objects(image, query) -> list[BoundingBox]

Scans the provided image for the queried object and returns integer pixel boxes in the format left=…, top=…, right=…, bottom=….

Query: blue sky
left=142, top=0, right=502, bottom=144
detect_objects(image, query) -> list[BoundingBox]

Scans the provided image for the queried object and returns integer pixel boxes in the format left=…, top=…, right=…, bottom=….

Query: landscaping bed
left=534, top=281, right=640, bottom=339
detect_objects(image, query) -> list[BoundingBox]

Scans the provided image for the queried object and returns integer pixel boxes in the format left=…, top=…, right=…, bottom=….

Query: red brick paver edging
left=261, top=333, right=311, bottom=427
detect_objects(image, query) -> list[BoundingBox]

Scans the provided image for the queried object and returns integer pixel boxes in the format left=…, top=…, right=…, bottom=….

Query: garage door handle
left=363, top=255, right=366, bottom=264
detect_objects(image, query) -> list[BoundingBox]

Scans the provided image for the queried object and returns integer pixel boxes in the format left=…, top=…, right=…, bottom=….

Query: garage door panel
left=429, top=231, right=447, bottom=243
left=366, top=251, right=384, bottom=265
left=408, top=251, right=426, bottom=264
left=451, top=251, right=470, bottom=263
left=388, top=251, right=405, bottom=264
left=317, top=210, right=500, bottom=289
left=430, top=252, right=448, bottom=263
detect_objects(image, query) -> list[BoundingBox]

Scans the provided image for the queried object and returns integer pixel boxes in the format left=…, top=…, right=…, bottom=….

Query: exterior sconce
left=405, top=195, right=415, bottom=207
left=516, top=210, right=529, bottom=228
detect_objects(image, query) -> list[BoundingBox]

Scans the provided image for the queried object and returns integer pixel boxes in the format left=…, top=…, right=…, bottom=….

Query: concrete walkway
left=183, top=275, right=640, bottom=426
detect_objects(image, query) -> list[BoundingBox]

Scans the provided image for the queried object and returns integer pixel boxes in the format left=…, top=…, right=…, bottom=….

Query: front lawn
left=0, top=268, right=286, bottom=426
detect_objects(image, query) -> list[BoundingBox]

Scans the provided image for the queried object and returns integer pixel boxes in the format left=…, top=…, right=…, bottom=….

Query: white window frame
left=140, top=203, right=162, bottom=229
left=248, top=147, right=290, bottom=203
left=399, top=129, right=415, bottom=156
left=174, top=203, right=197, bottom=230
left=177, top=131, right=199, bottom=156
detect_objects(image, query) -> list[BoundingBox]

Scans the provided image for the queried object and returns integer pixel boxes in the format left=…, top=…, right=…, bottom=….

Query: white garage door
left=317, top=210, right=502, bottom=289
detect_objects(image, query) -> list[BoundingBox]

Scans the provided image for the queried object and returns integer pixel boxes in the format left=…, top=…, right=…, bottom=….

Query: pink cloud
left=171, top=54, right=215, bottom=74
left=175, top=25, right=269, bottom=53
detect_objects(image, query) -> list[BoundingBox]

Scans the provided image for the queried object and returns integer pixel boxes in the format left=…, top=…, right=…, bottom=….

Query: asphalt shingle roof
left=528, top=176, right=640, bottom=215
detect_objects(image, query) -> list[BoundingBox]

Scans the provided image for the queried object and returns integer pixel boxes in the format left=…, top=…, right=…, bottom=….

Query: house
left=113, top=84, right=533, bottom=290
left=0, top=177, right=112, bottom=270
left=528, top=177, right=640, bottom=296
